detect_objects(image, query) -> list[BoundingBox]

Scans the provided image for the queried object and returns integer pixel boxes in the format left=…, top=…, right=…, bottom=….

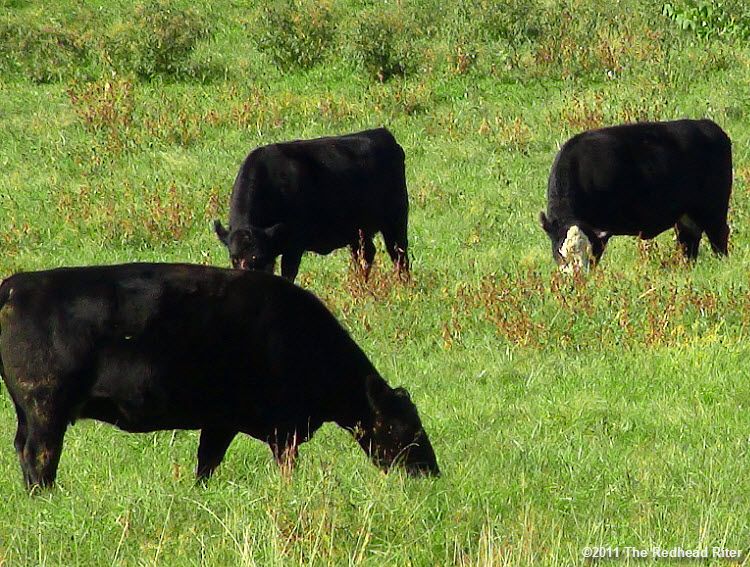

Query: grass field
left=2, top=0, right=750, bottom=565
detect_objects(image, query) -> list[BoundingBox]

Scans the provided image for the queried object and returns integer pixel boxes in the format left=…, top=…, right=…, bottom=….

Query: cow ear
left=264, top=222, right=289, bottom=247
left=393, top=387, right=411, bottom=401
left=365, top=374, right=392, bottom=414
left=214, top=220, right=230, bottom=245
left=539, top=211, right=553, bottom=234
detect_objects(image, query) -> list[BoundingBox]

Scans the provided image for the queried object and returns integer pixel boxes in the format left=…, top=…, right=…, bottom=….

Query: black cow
left=540, top=119, right=732, bottom=269
left=214, top=128, right=410, bottom=282
left=0, top=264, right=438, bottom=490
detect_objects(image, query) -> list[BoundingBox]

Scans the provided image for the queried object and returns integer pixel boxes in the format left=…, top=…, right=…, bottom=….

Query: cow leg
left=675, top=216, right=702, bottom=260
left=704, top=221, right=730, bottom=256
left=196, top=428, right=237, bottom=481
left=382, top=223, right=409, bottom=277
left=269, top=430, right=300, bottom=477
left=261, top=261, right=276, bottom=275
left=692, top=208, right=730, bottom=256
left=350, top=234, right=376, bottom=280
left=268, top=423, right=319, bottom=477
left=701, top=166, right=732, bottom=256
left=280, top=252, right=302, bottom=282
left=22, top=415, right=67, bottom=490
left=271, top=441, right=298, bottom=478
left=12, top=401, right=31, bottom=486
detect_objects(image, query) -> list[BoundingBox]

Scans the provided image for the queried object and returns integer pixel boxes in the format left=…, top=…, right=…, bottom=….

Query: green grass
left=2, top=0, right=750, bottom=565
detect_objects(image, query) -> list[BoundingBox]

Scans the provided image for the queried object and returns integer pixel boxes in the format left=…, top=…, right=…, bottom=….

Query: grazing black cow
left=0, top=264, right=438, bottom=490
left=214, top=128, right=410, bottom=282
left=540, top=119, right=732, bottom=270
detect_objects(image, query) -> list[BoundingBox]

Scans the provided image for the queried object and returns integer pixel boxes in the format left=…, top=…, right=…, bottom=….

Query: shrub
left=0, top=22, right=91, bottom=83
left=253, top=0, right=336, bottom=70
left=105, top=0, right=211, bottom=78
left=0, top=2, right=211, bottom=82
left=532, top=1, right=670, bottom=80
left=354, top=7, right=422, bottom=81
left=469, top=0, right=545, bottom=45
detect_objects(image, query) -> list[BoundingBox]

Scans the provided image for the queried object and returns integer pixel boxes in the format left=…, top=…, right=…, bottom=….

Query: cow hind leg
left=12, top=401, right=31, bottom=486
left=350, top=232, right=376, bottom=280
left=196, top=428, right=237, bottom=481
left=704, top=221, right=729, bottom=256
left=269, top=429, right=300, bottom=475
left=692, top=208, right=730, bottom=256
left=270, top=438, right=299, bottom=479
left=381, top=222, right=409, bottom=278
left=703, top=160, right=732, bottom=257
left=280, top=252, right=302, bottom=282
left=675, top=216, right=702, bottom=260
left=267, top=424, right=319, bottom=477
left=22, top=416, right=67, bottom=491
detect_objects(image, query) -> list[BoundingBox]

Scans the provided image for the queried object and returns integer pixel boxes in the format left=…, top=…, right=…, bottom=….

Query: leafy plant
left=663, top=1, right=750, bottom=40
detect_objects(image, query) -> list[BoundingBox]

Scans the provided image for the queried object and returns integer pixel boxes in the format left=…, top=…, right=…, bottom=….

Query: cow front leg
left=280, top=252, right=302, bottom=282
left=196, top=428, right=237, bottom=481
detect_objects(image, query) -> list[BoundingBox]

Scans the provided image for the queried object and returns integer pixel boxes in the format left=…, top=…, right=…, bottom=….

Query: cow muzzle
left=559, top=225, right=594, bottom=274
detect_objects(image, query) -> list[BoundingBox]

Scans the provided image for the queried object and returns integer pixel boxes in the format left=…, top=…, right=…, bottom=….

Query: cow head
left=539, top=212, right=611, bottom=271
left=214, top=220, right=286, bottom=272
left=357, top=375, right=440, bottom=477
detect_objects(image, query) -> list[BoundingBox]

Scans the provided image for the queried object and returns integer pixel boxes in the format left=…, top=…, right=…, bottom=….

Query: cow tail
left=0, top=277, right=10, bottom=318
left=0, top=277, right=10, bottom=384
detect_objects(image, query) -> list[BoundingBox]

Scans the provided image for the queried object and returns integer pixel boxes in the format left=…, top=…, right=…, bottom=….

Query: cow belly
left=78, top=384, right=211, bottom=432
left=593, top=217, right=677, bottom=238
left=76, top=397, right=191, bottom=432
left=309, top=239, right=349, bottom=255
left=307, top=233, right=362, bottom=255
left=578, top=195, right=683, bottom=237
left=307, top=221, right=382, bottom=252
left=83, top=353, right=253, bottom=432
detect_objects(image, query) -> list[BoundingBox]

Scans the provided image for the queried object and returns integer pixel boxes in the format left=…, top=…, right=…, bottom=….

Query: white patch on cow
left=559, top=225, right=593, bottom=274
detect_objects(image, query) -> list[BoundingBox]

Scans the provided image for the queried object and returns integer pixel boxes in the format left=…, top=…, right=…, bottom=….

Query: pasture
left=2, top=0, right=750, bottom=564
